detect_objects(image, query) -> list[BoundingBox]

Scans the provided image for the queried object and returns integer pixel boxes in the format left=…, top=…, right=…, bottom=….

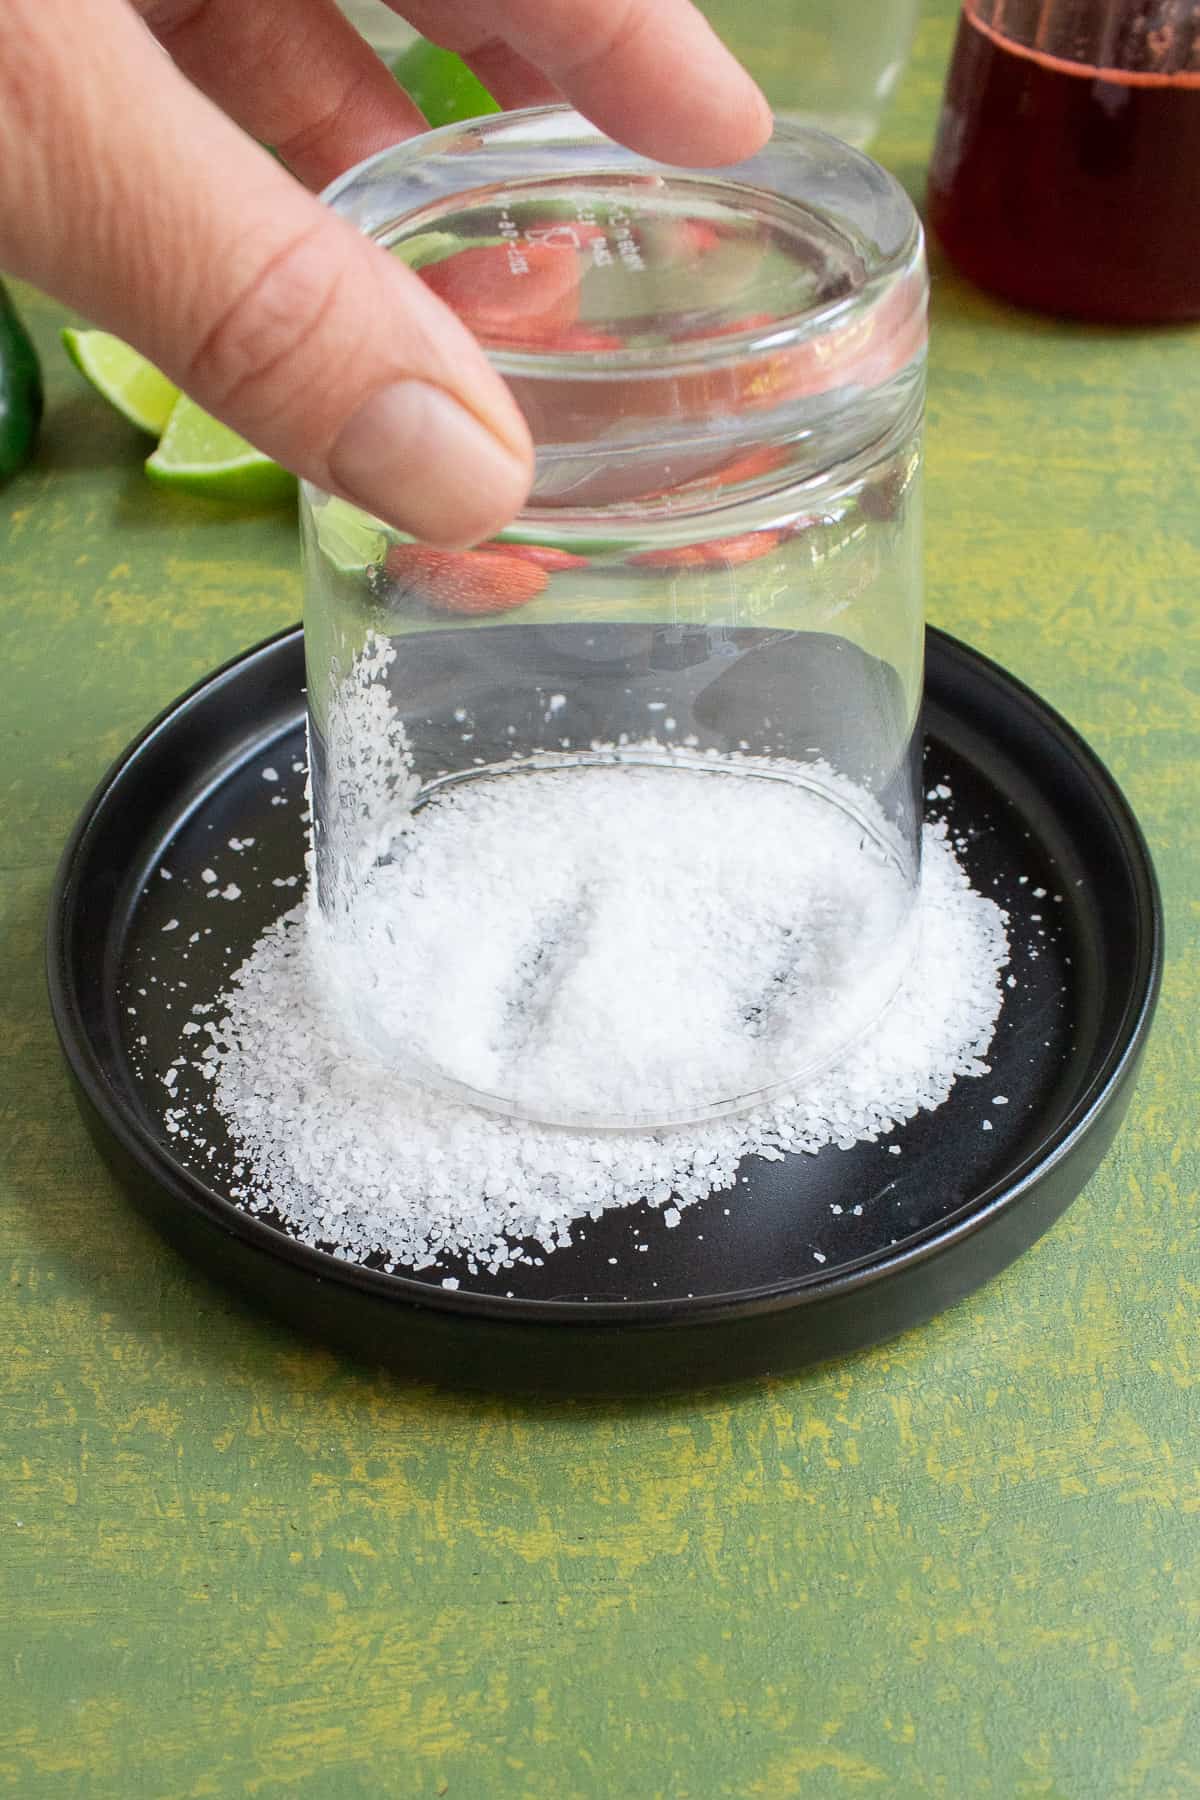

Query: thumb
left=0, top=0, right=533, bottom=545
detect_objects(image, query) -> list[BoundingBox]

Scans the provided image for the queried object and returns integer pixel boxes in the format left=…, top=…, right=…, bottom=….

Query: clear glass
left=303, top=108, right=928, bottom=1130
left=929, top=0, right=1200, bottom=321
left=698, top=0, right=920, bottom=147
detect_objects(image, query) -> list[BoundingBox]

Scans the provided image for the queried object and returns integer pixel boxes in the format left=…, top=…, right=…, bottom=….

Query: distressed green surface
left=2, top=7, right=1199, bottom=1794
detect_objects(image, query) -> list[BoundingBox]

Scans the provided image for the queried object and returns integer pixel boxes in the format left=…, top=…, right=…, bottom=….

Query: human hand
left=0, top=0, right=768, bottom=542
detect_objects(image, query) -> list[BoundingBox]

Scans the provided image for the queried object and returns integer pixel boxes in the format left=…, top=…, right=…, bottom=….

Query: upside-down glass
left=302, top=109, right=928, bottom=1130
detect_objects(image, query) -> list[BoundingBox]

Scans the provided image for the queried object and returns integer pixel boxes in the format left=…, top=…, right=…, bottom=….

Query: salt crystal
left=262, top=767, right=279, bottom=783
left=201, top=868, right=217, bottom=884
left=162, top=919, right=179, bottom=932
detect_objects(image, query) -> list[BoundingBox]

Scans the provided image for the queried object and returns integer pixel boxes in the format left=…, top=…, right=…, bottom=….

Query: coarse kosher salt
left=312, top=631, right=923, bottom=1128
left=321, top=761, right=916, bottom=1126
left=164, top=805, right=1009, bottom=1276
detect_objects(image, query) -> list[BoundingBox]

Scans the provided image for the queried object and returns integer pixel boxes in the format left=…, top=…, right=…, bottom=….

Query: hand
left=0, top=0, right=769, bottom=542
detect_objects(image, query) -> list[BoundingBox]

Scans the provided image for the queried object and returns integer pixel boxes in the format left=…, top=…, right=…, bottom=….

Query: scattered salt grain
left=162, top=919, right=178, bottom=933
left=201, top=868, right=217, bottom=884
left=262, top=767, right=279, bottom=783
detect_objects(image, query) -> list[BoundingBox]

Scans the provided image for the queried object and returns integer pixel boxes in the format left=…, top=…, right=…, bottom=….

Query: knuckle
left=273, top=66, right=372, bottom=172
left=560, top=0, right=654, bottom=81
left=189, top=223, right=353, bottom=419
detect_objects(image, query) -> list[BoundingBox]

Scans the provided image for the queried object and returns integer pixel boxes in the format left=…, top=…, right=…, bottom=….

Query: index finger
left=396, top=0, right=772, bottom=167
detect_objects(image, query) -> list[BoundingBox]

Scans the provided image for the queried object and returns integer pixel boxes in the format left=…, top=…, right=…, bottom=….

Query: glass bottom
left=315, top=749, right=917, bottom=1131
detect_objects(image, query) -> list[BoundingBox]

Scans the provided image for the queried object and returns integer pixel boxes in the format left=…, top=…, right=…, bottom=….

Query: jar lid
left=323, top=108, right=926, bottom=511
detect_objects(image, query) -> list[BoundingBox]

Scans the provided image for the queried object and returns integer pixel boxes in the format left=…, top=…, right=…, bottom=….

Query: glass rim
left=319, top=105, right=927, bottom=380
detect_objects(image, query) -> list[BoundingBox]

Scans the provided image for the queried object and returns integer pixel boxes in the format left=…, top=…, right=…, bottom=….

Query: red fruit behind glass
left=928, top=0, right=1200, bottom=322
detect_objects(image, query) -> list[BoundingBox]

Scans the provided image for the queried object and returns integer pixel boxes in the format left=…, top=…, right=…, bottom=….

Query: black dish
left=47, top=626, right=1162, bottom=1395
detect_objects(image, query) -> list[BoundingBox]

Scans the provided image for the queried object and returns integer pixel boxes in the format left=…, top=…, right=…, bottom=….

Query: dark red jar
left=928, top=0, right=1200, bottom=323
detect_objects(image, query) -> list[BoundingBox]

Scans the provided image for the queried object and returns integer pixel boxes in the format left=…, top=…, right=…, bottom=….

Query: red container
left=928, top=0, right=1200, bottom=322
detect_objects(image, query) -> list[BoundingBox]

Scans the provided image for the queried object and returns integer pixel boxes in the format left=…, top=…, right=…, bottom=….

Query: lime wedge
left=390, top=39, right=500, bottom=128
left=61, top=329, right=179, bottom=435
left=145, top=395, right=295, bottom=503
left=315, top=496, right=386, bottom=574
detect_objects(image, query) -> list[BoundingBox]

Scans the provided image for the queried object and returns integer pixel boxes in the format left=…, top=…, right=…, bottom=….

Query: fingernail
left=329, top=380, right=531, bottom=545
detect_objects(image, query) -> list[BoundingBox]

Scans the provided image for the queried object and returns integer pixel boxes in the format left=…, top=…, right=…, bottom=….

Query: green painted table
left=3, top=7, right=1198, bottom=1795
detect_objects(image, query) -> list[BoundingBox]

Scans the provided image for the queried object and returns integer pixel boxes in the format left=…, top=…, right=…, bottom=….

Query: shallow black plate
left=47, top=626, right=1162, bottom=1395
